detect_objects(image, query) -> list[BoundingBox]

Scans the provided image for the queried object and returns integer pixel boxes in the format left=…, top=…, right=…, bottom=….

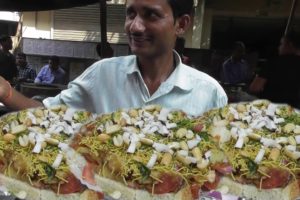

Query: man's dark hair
left=232, top=41, right=245, bottom=50
left=284, top=31, right=300, bottom=49
left=49, top=55, right=60, bottom=64
left=0, top=35, right=11, bottom=43
left=175, top=37, right=186, bottom=55
left=167, top=0, right=194, bottom=18
left=17, top=52, right=26, bottom=59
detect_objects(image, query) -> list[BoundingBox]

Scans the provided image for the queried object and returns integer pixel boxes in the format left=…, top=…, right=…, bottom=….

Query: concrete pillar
left=191, top=0, right=213, bottom=49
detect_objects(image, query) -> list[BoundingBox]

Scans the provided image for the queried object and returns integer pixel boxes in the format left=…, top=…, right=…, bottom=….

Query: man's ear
left=175, top=14, right=191, bottom=36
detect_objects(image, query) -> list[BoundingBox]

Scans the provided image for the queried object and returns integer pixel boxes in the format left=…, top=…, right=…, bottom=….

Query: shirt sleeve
left=257, top=58, right=272, bottom=79
left=34, top=67, right=44, bottom=83
left=30, top=69, right=37, bottom=80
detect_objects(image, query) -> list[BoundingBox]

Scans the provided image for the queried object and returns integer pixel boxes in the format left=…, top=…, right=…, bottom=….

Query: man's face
left=278, top=37, right=293, bottom=55
left=49, top=60, right=59, bottom=70
left=1, top=38, right=13, bottom=51
left=16, top=56, right=26, bottom=66
left=124, top=0, right=178, bottom=59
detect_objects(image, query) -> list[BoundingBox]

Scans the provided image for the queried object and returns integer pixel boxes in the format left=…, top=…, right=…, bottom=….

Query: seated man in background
left=16, top=52, right=36, bottom=83
left=221, top=41, right=251, bottom=85
left=249, top=31, right=300, bottom=108
left=35, top=55, right=66, bottom=85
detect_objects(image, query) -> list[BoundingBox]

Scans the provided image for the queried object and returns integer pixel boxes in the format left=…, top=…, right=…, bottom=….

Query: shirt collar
left=126, top=52, right=193, bottom=92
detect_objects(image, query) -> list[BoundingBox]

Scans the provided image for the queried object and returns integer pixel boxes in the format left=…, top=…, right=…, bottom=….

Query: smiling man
left=0, top=0, right=227, bottom=116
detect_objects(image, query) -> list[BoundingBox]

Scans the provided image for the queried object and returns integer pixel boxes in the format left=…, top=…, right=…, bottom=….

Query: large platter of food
left=0, top=100, right=300, bottom=200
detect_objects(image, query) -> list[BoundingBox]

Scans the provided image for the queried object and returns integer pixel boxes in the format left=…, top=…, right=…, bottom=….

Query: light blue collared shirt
left=35, top=64, right=66, bottom=84
left=43, top=53, right=227, bottom=116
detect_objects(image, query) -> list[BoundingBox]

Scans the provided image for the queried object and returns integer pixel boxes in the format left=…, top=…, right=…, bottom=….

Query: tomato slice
left=58, top=173, right=84, bottom=194
left=193, top=123, right=204, bottom=132
left=151, top=173, right=183, bottom=194
left=201, top=173, right=221, bottom=191
left=0, top=160, right=6, bottom=173
left=97, top=191, right=105, bottom=200
left=190, top=183, right=201, bottom=200
left=259, top=168, right=290, bottom=189
left=212, top=163, right=233, bottom=175
left=82, top=162, right=96, bottom=185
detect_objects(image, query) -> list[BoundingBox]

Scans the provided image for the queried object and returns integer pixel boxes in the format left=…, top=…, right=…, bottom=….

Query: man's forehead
left=126, top=0, right=169, bottom=8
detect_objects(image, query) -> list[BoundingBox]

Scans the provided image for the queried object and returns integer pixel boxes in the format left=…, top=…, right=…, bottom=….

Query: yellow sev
left=0, top=108, right=79, bottom=188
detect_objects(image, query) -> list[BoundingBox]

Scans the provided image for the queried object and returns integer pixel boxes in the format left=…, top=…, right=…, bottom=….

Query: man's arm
left=29, top=68, right=37, bottom=81
left=0, top=76, right=43, bottom=110
left=249, top=75, right=267, bottom=94
left=34, top=67, right=44, bottom=83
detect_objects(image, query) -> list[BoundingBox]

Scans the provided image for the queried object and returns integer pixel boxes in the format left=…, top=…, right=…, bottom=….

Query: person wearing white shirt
left=0, top=0, right=227, bottom=116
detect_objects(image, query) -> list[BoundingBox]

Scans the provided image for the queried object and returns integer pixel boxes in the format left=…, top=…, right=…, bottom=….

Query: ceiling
left=0, top=0, right=99, bottom=11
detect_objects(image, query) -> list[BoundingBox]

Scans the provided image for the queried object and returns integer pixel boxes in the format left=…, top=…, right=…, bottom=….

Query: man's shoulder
left=26, top=65, right=35, bottom=71
left=99, top=55, right=135, bottom=64
left=58, top=67, right=66, bottom=74
left=92, top=55, right=136, bottom=71
left=180, top=64, right=223, bottom=88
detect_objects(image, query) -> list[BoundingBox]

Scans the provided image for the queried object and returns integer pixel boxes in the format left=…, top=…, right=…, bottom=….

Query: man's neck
left=138, top=52, right=175, bottom=95
left=0, top=47, right=9, bottom=54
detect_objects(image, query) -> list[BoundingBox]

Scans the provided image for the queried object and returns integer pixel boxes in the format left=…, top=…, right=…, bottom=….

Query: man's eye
left=145, top=11, right=160, bottom=20
left=126, top=9, right=136, bottom=19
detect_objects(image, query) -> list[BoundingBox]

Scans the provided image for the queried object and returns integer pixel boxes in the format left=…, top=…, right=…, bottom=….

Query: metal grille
left=53, top=4, right=127, bottom=44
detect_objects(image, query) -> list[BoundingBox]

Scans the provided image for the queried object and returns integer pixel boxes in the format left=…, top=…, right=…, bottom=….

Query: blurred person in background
left=249, top=31, right=300, bottom=108
left=221, top=41, right=251, bottom=85
left=16, top=52, right=36, bottom=83
left=34, top=55, right=66, bottom=85
left=0, top=35, right=18, bottom=84
left=174, top=37, right=190, bottom=65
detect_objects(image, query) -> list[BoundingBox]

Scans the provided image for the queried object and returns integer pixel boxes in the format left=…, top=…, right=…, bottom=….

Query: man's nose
left=130, top=16, right=145, bottom=33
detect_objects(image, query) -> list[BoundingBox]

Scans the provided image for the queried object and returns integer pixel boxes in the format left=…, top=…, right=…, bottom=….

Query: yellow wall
left=22, top=11, right=52, bottom=39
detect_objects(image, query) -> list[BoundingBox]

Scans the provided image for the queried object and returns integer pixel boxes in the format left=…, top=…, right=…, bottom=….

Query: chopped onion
left=205, top=150, right=212, bottom=159
left=274, top=117, right=285, bottom=124
left=187, top=138, right=201, bottom=149
left=63, top=108, right=76, bottom=122
left=146, top=153, right=158, bottom=169
left=158, top=108, right=170, bottom=122
left=286, top=145, right=296, bottom=152
left=153, top=143, right=170, bottom=153
left=234, top=136, right=244, bottom=149
left=166, top=122, right=177, bottom=129
left=127, top=142, right=137, bottom=153
left=254, top=148, right=265, bottom=163
left=261, top=137, right=281, bottom=149
left=295, top=135, right=300, bottom=144
left=52, top=153, right=64, bottom=169
left=32, top=133, right=45, bottom=153
left=177, top=150, right=188, bottom=157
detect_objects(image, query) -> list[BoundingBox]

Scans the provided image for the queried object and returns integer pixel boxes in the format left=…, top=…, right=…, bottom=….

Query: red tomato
left=193, top=123, right=204, bottom=132
left=82, top=162, right=96, bottom=185
left=190, top=183, right=201, bottom=200
left=259, top=168, right=290, bottom=189
left=201, top=173, right=221, bottom=191
left=212, top=163, right=233, bottom=175
left=58, top=174, right=84, bottom=194
left=0, top=160, right=6, bottom=172
left=151, top=173, right=183, bottom=194
left=97, top=191, right=104, bottom=200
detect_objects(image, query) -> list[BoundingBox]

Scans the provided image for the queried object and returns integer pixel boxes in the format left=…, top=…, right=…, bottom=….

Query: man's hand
left=0, top=76, right=43, bottom=110
left=0, top=76, right=10, bottom=101
left=249, top=75, right=267, bottom=94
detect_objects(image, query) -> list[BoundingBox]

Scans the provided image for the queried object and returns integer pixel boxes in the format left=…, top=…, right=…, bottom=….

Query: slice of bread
left=0, top=173, right=100, bottom=200
left=95, top=175, right=193, bottom=200
left=217, top=177, right=300, bottom=200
